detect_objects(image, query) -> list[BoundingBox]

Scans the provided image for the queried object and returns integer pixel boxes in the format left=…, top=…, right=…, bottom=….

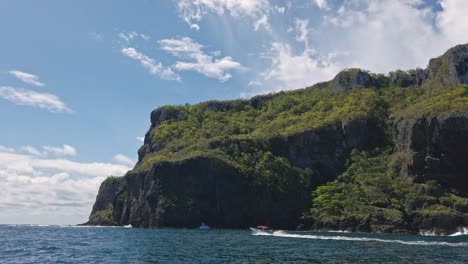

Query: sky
left=0, top=0, right=467, bottom=225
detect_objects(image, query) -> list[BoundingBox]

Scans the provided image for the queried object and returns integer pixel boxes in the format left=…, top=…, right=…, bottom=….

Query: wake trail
left=252, top=230, right=468, bottom=247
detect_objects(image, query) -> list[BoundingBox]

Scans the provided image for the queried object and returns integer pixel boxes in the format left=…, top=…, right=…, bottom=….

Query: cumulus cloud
left=136, top=136, right=144, bottom=142
left=0, top=86, right=71, bottom=113
left=159, top=37, right=244, bottom=81
left=0, top=147, right=130, bottom=225
left=113, top=154, right=135, bottom=166
left=121, top=47, right=181, bottom=81
left=261, top=42, right=340, bottom=91
left=8, top=70, right=45, bottom=87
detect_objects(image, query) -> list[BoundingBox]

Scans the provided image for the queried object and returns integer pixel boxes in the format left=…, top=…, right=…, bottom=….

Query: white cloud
left=248, top=81, right=262, bottom=86
left=21, top=144, right=77, bottom=157
left=8, top=70, right=45, bottom=87
left=0, top=147, right=130, bottom=225
left=43, top=145, right=77, bottom=157
left=118, top=31, right=150, bottom=43
left=254, top=14, right=271, bottom=31
left=261, top=42, right=339, bottom=91
left=113, top=154, right=135, bottom=166
left=136, top=137, right=144, bottom=142
left=0, top=145, right=15, bottom=153
left=274, top=5, right=285, bottom=14
left=121, top=47, right=181, bottom=81
left=436, top=0, right=468, bottom=45
left=0, top=86, right=71, bottom=113
left=176, top=0, right=270, bottom=30
left=313, top=0, right=328, bottom=9
left=21, top=145, right=43, bottom=156
left=159, top=37, right=244, bottom=81
left=294, top=18, right=311, bottom=48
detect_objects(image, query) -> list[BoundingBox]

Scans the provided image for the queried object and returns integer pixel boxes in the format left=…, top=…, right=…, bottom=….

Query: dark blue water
left=1, top=225, right=467, bottom=263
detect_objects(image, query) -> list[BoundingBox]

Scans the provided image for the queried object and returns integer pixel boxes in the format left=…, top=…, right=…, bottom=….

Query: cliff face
left=393, top=116, right=468, bottom=195
left=84, top=177, right=124, bottom=226
left=87, top=44, right=468, bottom=234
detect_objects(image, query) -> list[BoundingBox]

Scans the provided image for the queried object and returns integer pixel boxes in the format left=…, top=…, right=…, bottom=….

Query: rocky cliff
left=85, top=44, right=468, bottom=234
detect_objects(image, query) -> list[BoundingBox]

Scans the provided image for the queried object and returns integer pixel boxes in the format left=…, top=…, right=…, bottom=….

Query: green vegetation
left=136, top=87, right=390, bottom=171
left=88, top=206, right=115, bottom=225
left=311, top=149, right=467, bottom=230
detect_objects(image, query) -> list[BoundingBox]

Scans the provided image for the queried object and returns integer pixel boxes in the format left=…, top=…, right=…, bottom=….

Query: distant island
left=84, top=43, right=468, bottom=235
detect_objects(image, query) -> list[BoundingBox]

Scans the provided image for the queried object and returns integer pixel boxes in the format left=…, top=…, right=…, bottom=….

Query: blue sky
left=0, top=0, right=466, bottom=225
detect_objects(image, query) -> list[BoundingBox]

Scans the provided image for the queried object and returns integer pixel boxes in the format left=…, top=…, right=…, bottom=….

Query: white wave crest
left=449, top=227, right=468, bottom=237
left=252, top=230, right=468, bottom=247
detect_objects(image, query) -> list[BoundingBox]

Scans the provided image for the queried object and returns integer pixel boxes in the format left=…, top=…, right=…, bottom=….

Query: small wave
left=61, top=225, right=127, bottom=228
left=326, top=230, right=350, bottom=233
left=420, top=227, right=468, bottom=237
left=449, top=227, right=468, bottom=237
left=252, top=230, right=468, bottom=247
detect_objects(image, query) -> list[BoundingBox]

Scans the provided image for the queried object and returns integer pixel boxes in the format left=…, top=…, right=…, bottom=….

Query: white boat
left=123, top=224, right=132, bottom=228
left=198, top=222, right=210, bottom=230
left=250, top=225, right=274, bottom=234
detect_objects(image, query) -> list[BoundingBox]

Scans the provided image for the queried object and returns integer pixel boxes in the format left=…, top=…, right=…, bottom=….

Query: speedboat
left=250, top=225, right=274, bottom=234
left=198, top=222, right=210, bottom=230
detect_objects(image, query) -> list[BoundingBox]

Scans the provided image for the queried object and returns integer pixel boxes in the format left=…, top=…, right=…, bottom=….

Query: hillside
left=85, top=44, right=468, bottom=235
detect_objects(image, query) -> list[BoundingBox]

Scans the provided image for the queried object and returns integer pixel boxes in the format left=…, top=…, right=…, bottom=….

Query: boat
left=198, top=222, right=210, bottom=230
left=250, top=225, right=274, bottom=234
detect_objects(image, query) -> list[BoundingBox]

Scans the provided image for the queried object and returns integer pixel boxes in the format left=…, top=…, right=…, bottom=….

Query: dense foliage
left=311, top=148, right=468, bottom=231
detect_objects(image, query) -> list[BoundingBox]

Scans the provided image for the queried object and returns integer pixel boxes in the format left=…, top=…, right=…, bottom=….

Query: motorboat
left=198, top=222, right=210, bottom=230
left=250, top=225, right=274, bottom=234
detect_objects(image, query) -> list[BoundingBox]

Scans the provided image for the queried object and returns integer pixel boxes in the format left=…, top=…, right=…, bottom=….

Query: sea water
left=1, top=225, right=467, bottom=263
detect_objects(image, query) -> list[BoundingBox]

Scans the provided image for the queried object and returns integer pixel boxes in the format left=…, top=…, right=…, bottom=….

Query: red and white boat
left=250, top=225, right=274, bottom=234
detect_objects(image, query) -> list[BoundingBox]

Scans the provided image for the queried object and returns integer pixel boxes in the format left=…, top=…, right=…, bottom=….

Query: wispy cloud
left=159, top=37, right=244, bottom=81
left=113, top=154, right=135, bottom=166
left=43, top=145, right=77, bottom=156
left=176, top=0, right=270, bottom=30
left=121, top=47, right=181, bottom=81
left=8, top=70, right=45, bottom=87
left=136, top=136, right=144, bottom=142
left=21, top=144, right=77, bottom=157
left=0, top=86, right=72, bottom=113
left=118, top=31, right=150, bottom=43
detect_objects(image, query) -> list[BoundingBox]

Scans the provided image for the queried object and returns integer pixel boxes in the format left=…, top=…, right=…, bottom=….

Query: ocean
left=1, top=225, right=467, bottom=263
